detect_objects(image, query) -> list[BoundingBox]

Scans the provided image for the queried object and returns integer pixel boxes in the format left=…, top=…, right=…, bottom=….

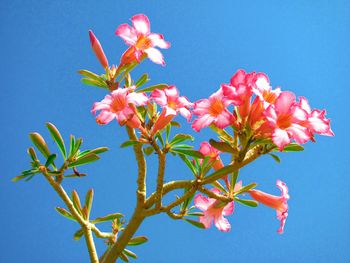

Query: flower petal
left=214, top=215, right=231, bottom=232
left=144, top=47, right=165, bottom=65
left=272, top=128, right=291, bottom=151
left=131, top=14, right=150, bottom=35
left=115, top=24, right=137, bottom=46
left=194, top=194, right=210, bottom=211
left=222, top=202, right=234, bottom=216
left=148, top=33, right=170, bottom=49
left=192, top=114, right=215, bottom=132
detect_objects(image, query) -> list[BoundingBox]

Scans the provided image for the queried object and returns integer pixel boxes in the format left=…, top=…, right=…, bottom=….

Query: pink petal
left=127, top=92, right=149, bottom=106
left=214, top=215, right=231, bottom=232
left=164, top=106, right=177, bottom=117
left=179, top=107, right=192, bottom=121
left=287, top=124, right=311, bottom=144
left=192, top=114, right=215, bottom=132
left=276, top=180, right=290, bottom=200
left=275, top=91, right=296, bottom=115
left=144, top=47, right=165, bottom=65
left=91, top=101, right=110, bottom=114
left=192, top=99, right=211, bottom=115
left=131, top=14, right=150, bottom=35
left=273, top=128, right=291, bottom=151
left=194, top=194, right=210, bottom=211
left=96, top=111, right=115, bottom=125
left=151, top=89, right=167, bottom=106
left=213, top=109, right=233, bottom=129
left=298, top=96, right=311, bottom=113
left=199, top=214, right=213, bottom=229
left=222, top=202, right=234, bottom=216
left=115, top=24, right=137, bottom=46
left=164, top=86, right=179, bottom=101
left=230, top=69, right=247, bottom=87
left=148, top=33, right=170, bottom=49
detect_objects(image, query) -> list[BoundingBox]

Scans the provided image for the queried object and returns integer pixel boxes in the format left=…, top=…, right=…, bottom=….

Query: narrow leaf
left=204, top=164, right=237, bottom=181
left=143, top=146, right=154, bottom=156
left=29, top=132, right=51, bottom=158
left=269, top=153, right=281, bottom=163
left=46, top=122, right=67, bottom=159
left=73, top=228, right=84, bottom=241
left=135, top=73, right=149, bottom=87
left=171, top=149, right=204, bottom=159
left=55, top=207, right=76, bottom=221
left=209, top=139, right=237, bottom=154
left=78, top=69, right=105, bottom=84
left=69, top=135, right=76, bottom=157
left=85, top=189, right=94, bottom=218
left=136, top=83, right=168, bottom=93
left=45, top=154, right=57, bottom=167
left=128, top=236, right=148, bottom=246
left=282, top=143, right=304, bottom=152
left=81, top=78, right=107, bottom=89
left=119, top=252, right=129, bottom=262
left=235, top=198, right=259, bottom=207
left=234, top=183, right=258, bottom=195
left=120, top=140, right=142, bottom=148
left=169, top=134, right=194, bottom=146
left=123, top=249, right=137, bottom=259
left=92, top=213, right=124, bottom=224
left=27, top=147, right=38, bottom=162
left=183, top=218, right=205, bottom=229
left=187, top=212, right=204, bottom=217
left=71, top=190, right=83, bottom=215
left=68, top=153, right=100, bottom=168
left=178, top=154, right=197, bottom=175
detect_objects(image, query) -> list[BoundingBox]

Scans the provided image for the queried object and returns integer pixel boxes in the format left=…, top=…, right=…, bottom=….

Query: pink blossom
left=115, top=14, right=170, bottom=65
left=151, top=86, right=193, bottom=121
left=194, top=189, right=234, bottom=232
left=298, top=97, right=334, bottom=138
left=252, top=73, right=281, bottom=108
left=91, top=87, right=148, bottom=128
left=192, top=88, right=234, bottom=132
left=265, top=91, right=311, bottom=150
left=248, top=180, right=289, bottom=234
left=89, top=30, right=109, bottom=69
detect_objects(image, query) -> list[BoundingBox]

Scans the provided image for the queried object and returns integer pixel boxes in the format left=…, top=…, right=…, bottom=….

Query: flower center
left=263, top=90, right=278, bottom=104
left=277, top=114, right=292, bottom=129
left=209, top=99, right=224, bottom=117
left=135, top=36, right=152, bottom=50
left=110, top=96, right=127, bottom=113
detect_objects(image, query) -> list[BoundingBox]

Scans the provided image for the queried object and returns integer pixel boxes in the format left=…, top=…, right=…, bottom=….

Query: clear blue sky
left=1, top=0, right=349, bottom=262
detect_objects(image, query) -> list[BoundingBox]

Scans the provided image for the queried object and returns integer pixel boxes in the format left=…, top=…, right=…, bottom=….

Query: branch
left=39, top=166, right=99, bottom=263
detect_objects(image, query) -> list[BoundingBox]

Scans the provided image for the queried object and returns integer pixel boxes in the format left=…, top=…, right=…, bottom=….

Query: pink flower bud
left=89, top=30, right=109, bottom=69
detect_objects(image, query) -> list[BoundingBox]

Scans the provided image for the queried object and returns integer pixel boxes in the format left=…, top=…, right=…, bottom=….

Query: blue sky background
left=1, top=0, right=349, bottom=262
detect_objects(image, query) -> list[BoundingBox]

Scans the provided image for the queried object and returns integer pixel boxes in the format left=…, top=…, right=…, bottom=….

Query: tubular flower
left=89, top=30, right=109, bottom=69
left=91, top=87, right=148, bottom=128
left=194, top=188, right=234, bottom=232
left=248, top=180, right=289, bottom=234
left=151, top=86, right=193, bottom=135
left=297, top=96, right=334, bottom=138
left=151, top=86, right=193, bottom=121
left=198, top=142, right=223, bottom=171
left=252, top=73, right=281, bottom=108
left=115, top=14, right=170, bottom=65
left=265, top=91, right=311, bottom=151
left=192, top=88, right=234, bottom=132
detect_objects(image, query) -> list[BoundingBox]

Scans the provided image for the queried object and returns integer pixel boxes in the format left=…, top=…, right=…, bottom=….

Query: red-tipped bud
left=89, top=30, right=109, bottom=69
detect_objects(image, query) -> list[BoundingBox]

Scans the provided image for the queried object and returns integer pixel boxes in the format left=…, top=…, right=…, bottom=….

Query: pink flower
left=151, top=86, right=193, bottom=121
left=265, top=91, right=311, bottom=150
left=192, top=88, right=234, bottom=132
left=194, top=188, right=234, bottom=232
left=252, top=73, right=281, bottom=108
left=115, top=14, right=170, bottom=65
left=248, top=180, right=289, bottom=234
left=91, top=87, right=148, bottom=128
left=89, top=30, right=109, bottom=69
left=298, top=97, right=334, bottom=138
left=198, top=142, right=223, bottom=171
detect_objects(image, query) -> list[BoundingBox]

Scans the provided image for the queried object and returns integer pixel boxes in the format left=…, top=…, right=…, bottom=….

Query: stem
left=39, top=166, right=99, bottom=263
left=150, top=140, right=166, bottom=210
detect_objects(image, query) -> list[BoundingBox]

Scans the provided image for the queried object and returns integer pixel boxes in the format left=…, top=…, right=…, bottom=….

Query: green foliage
left=92, top=213, right=124, bottom=224
left=128, top=236, right=148, bottom=246
left=183, top=218, right=205, bottom=229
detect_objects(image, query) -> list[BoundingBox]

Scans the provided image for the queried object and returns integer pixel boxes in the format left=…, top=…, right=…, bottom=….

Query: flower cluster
left=192, top=70, right=334, bottom=150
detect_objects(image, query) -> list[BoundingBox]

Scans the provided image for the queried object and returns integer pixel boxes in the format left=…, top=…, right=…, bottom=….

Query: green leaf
left=178, top=154, right=197, bottom=175
left=45, top=154, right=57, bottom=167
left=128, top=236, right=148, bottom=246
left=204, top=164, right=237, bottom=181
left=170, top=144, right=193, bottom=149
left=27, top=147, right=39, bottom=162
left=71, top=190, right=83, bottom=215
left=234, top=183, right=258, bottom=195
left=46, top=122, right=67, bottom=159
left=170, top=149, right=204, bottom=159
left=68, top=153, right=100, bottom=168
left=78, top=69, right=105, bottom=84
left=187, top=212, right=204, bottom=217
left=119, top=252, right=129, bottom=262
left=169, top=134, right=194, bottom=146
left=71, top=137, right=83, bottom=157
left=136, top=83, right=168, bottom=93
left=69, top=135, right=76, bottom=157
left=92, top=213, right=124, bottom=224
left=12, top=173, right=35, bottom=182
left=235, top=198, right=259, bottom=207
left=135, top=73, right=149, bottom=87
left=155, top=133, right=165, bottom=147
left=165, top=124, right=171, bottom=143
left=181, top=189, right=195, bottom=211
left=120, top=140, right=142, bottom=148
left=143, top=146, right=154, bottom=156
left=269, top=153, right=281, bottom=163
left=123, top=249, right=137, bottom=259
left=183, top=218, right=205, bottom=229
left=170, top=121, right=181, bottom=127
left=55, top=207, right=76, bottom=221
left=29, top=132, right=51, bottom=158
left=77, top=147, right=109, bottom=158
left=282, top=143, right=304, bottom=152
left=85, top=189, right=94, bottom=218
left=209, top=139, right=237, bottom=154
left=81, top=78, right=107, bottom=89
left=73, top=228, right=84, bottom=241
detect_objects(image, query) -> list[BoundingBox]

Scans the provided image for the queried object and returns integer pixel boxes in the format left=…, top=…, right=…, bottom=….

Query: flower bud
left=89, top=30, right=109, bottom=69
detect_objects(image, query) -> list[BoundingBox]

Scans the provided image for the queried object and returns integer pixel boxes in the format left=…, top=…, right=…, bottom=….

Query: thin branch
left=39, top=166, right=99, bottom=263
